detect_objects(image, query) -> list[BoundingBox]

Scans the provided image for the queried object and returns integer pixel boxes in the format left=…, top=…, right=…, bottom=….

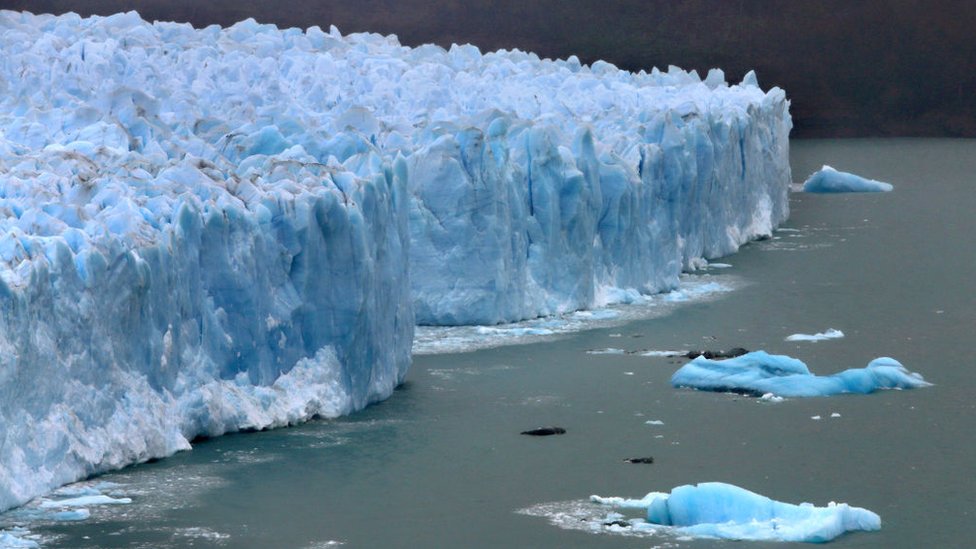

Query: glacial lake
left=7, top=139, right=976, bottom=548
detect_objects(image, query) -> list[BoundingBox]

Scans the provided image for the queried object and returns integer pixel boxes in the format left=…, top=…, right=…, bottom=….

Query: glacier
left=406, top=58, right=792, bottom=325
left=0, top=9, right=791, bottom=513
left=592, top=482, right=881, bottom=542
left=802, top=165, right=893, bottom=193
left=671, top=351, right=931, bottom=397
left=0, top=11, right=414, bottom=513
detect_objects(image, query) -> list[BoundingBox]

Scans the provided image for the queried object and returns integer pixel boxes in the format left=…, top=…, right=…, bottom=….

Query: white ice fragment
left=786, top=328, right=845, bottom=342
left=645, top=420, right=665, bottom=425
left=586, top=348, right=627, bottom=355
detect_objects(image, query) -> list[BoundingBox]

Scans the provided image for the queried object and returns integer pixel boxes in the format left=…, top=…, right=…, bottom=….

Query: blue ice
left=595, top=482, right=881, bottom=542
left=0, top=9, right=792, bottom=512
left=802, top=165, right=893, bottom=193
left=671, top=351, right=930, bottom=397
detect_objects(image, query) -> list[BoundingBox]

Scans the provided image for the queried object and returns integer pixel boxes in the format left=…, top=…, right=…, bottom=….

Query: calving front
left=0, top=9, right=791, bottom=514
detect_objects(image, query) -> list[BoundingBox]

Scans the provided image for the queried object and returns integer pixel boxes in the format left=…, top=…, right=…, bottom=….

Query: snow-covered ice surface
left=802, top=165, right=893, bottom=193
left=0, top=8, right=790, bottom=514
left=786, top=328, right=845, bottom=341
left=671, top=351, right=931, bottom=397
left=585, top=482, right=881, bottom=543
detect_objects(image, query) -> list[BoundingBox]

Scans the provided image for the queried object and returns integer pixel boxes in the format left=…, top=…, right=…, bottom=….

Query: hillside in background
left=3, top=0, right=973, bottom=137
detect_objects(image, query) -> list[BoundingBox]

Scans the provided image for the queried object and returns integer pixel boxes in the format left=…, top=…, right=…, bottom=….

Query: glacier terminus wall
left=406, top=66, right=791, bottom=324
left=0, top=10, right=791, bottom=512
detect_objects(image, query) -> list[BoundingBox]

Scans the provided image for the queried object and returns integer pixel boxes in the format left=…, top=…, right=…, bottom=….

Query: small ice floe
left=811, top=415, right=822, bottom=420
left=831, top=412, right=842, bottom=418
left=591, top=482, right=881, bottom=542
left=802, top=165, right=893, bottom=193
left=570, top=309, right=620, bottom=320
left=671, top=351, right=931, bottom=397
left=760, top=393, right=785, bottom=403
left=663, top=282, right=732, bottom=302
left=38, top=495, right=131, bottom=509
left=645, top=420, right=665, bottom=426
left=638, top=350, right=689, bottom=357
left=2, top=482, right=132, bottom=525
left=786, top=328, right=844, bottom=342
left=0, top=528, right=39, bottom=548
left=586, top=348, right=627, bottom=355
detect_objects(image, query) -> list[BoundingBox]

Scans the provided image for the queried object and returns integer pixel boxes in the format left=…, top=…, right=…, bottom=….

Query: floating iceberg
left=802, top=165, right=893, bottom=193
left=0, top=9, right=792, bottom=512
left=786, top=328, right=845, bottom=342
left=593, top=482, right=881, bottom=542
left=671, top=351, right=931, bottom=397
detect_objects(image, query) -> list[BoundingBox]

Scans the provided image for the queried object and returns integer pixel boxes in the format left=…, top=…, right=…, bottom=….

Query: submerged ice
left=1, top=9, right=791, bottom=512
left=592, top=482, right=881, bottom=543
left=671, top=351, right=931, bottom=397
left=802, top=165, right=893, bottom=193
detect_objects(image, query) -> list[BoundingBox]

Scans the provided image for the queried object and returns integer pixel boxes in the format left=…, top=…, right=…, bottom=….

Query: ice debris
left=802, top=166, right=893, bottom=193
left=0, top=529, right=39, bottom=548
left=671, top=351, right=931, bottom=397
left=786, top=328, right=844, bottom=342
left=592, top=482, right=881, bottom=542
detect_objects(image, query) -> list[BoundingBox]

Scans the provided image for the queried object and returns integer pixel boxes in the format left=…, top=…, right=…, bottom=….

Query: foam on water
left=413, top=275, right=737, bottom=355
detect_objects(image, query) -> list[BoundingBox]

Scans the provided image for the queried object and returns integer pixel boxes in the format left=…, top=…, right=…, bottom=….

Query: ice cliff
left=0, top=11, right=413, bottom=512
left=405, top=49, right=792, bottom=325
left=0, top=10, right=792, bottom=512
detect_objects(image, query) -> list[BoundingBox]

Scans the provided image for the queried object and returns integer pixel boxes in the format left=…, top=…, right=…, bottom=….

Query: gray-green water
left=14, top=139, right=976, bottom=547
